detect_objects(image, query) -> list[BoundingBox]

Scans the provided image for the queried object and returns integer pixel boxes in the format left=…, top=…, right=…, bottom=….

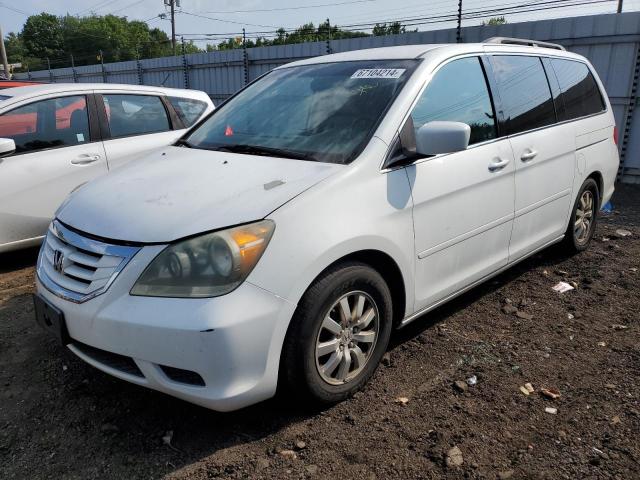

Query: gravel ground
left=1, top=185, right=639, bottom=480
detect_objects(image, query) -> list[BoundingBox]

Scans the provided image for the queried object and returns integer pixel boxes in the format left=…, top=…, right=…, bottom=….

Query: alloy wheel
left=314, top=291, right=380, bottom=385
left=574, top=189, right=595, bottom=244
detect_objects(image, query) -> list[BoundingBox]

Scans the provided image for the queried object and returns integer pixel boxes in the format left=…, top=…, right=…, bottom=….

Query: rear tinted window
left=168, top=96, right=208, bottom=127
left=550, top=59, right=605, bottom=121
left=491, top=55, right=556, bottom=135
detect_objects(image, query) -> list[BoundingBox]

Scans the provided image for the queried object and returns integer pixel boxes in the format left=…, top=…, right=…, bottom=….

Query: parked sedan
left=0, top=84, right=214, bottom=253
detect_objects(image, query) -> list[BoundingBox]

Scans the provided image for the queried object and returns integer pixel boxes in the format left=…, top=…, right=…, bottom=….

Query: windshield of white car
left=184, top=60, right=418, bottom=164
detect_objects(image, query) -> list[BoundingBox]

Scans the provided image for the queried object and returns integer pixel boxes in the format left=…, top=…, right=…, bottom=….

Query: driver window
left=411, top=57, right=497, bottom=145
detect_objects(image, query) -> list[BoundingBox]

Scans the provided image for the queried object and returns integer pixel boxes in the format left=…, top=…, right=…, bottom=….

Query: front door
left=0, top=94, right=107, bottom=248
left=407, top=56, right=516, bottom=311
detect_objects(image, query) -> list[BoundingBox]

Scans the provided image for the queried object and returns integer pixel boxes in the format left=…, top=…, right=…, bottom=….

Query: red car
left=0, top=80, right=43, bottom=90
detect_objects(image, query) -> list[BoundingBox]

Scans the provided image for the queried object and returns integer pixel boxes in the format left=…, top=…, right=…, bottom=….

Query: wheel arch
left=586, top=170, right=604, bottom=207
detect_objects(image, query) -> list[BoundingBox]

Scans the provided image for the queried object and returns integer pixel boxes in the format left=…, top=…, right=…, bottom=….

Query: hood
left=56, top=146, right=344, bottom=243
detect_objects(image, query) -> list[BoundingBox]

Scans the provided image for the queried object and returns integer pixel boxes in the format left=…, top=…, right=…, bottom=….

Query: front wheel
left=280, top=262, right=393, bottom=404
left=562, top=178, right=600, bottom=253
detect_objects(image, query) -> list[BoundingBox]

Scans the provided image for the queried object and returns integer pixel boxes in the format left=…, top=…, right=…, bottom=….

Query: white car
left=0, top=83, right=214, bottom=253
left=34, top=38, right=619, bottom=411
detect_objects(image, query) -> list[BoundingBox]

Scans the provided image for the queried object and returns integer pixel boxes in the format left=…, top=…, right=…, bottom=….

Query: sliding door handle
left=520, top=149, right=538, bottom=162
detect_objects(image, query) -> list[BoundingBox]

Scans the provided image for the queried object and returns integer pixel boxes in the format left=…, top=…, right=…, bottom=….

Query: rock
left=382, top=353, right=392, bottom=367
left=162, top=430, right=173, bottom=446
left=524, top=383, right=535, bottom=393
left=445, top=446, right=464, bottom=468
left=454, top=380, right=468, bottom=393
left=279, top=449, right=297, bottom=459
left=498, top=470, right=515, bottom=479
left=597, top=341, right=606, bottom=347
left=255, top=458, right=270, bottom=470
left=466, top=375, right=478, bottom=386
left=611, top=415, right=621, bottom=425
left=395, top=396, right=410, bottom=405
left=519, top=386, right=531, bottom=396
left=305, top=465, right=319, bottom=475
left=611, top=324, right=628, bottom=331
left=615, top=229, right=632, bottom=238
left=605, top=383, right=616, bottom=389
left=515, top=310, right=533, bottom=320
left=545, top=407, right=558, bottom=415
left=100, top=423, right=119, bottom=433
left=295, top=440, right=307, bottom=450
left=502, top=304, right=518, bottom=315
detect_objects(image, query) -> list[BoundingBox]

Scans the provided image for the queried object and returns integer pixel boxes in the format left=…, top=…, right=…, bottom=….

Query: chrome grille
left=37, top=220, right=140, bottom=303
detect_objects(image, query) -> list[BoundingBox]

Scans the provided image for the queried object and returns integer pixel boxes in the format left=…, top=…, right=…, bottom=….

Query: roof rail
left=483, top=36, right=566, bottom=51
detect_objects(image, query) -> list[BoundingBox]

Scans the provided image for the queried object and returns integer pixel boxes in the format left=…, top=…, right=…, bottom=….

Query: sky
left=1, top=0, right=639, bottom=47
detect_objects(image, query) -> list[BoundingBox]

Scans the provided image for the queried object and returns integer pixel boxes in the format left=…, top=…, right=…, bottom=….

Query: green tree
left=483, top=16, right=507, bottom=26
left=372, top=22, right=406, bottom=36
left=4, top=32, right=25, bottom=64
left=21, top=13, right=64, bottom=60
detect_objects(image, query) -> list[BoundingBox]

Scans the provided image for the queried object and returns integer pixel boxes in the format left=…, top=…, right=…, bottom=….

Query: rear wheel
left=280, top=262, right=393, bottom=404
left=562, top=178, right=599, bottom=253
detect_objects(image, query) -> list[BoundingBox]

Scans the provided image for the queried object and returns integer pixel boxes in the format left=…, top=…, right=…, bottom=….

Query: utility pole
left=617, top=0, right=623, bottom=13
left=456, top=0, right=463, bottom=43
left=0, top=25, right=10, bottom=80
left=165, top=0, right=178, bottom=55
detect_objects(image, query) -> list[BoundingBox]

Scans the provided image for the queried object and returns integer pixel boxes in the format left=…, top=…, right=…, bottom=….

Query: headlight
left=130, top=220, right=275, bottom=298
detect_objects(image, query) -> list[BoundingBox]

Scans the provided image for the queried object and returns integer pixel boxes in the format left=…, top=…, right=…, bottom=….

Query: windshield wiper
left=175, top=138, right=194, bottom=148
left=215, top=144, right=317, bottom=161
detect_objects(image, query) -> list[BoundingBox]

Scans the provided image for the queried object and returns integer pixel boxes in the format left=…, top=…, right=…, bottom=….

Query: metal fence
left=16, top=12, right=640, bottom=183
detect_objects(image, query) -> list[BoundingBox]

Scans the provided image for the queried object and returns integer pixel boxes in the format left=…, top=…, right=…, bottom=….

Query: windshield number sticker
left=351, top=68, right=406, bottom=79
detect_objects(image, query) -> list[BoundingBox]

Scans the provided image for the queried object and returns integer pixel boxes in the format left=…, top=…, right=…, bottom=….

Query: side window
left=490, top=55, right=556, bottom=135
left=102, top=94, right=170, bottom=138
left=550, top=59, right=605, bottom=121
left=0, top=95, right=90, bottom=154
left=411, top=57, right=497, bottom=145
left=168, top=96, right=208, bottom=127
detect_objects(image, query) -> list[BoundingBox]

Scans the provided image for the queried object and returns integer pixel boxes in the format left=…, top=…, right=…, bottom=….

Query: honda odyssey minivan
left=34, top=38, right=619, bottom=411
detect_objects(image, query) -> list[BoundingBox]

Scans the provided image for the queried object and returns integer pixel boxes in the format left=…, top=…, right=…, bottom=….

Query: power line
left=179, top=10, right=279, bottom=29
left=195, top=0, right=378, bottom=14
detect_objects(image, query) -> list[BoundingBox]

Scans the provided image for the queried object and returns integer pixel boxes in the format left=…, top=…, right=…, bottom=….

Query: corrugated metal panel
left=13, top=12, right=640, bottom=182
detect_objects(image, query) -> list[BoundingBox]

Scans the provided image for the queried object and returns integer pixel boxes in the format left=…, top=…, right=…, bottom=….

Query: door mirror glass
left=0, top=138, right=16, bottom=157
left=415, top=121, right=470, bottom=155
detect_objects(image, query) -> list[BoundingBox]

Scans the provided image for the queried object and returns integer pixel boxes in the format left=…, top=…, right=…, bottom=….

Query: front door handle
left=488, top=157, right=510, bottom=172
left=71, top=154, right=101, bottom=165
left=520, top=149, right=538, bottom=162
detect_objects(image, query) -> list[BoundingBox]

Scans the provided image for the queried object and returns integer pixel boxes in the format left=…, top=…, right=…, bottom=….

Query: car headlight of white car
left=131, top=220, right=275, bottom=298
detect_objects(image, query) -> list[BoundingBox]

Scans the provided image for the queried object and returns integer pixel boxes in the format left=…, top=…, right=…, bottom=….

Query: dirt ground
left=1, top=185, right=639, bottom=480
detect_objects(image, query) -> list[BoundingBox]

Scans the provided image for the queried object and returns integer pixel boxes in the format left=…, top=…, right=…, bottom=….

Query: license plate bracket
left=33, top=294, right=70, bottom=345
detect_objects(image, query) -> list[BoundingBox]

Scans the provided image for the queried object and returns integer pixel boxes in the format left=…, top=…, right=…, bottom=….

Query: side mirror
left=0, top=138, right=16, bottom=158
left=415, top=121, right=470, bottom=156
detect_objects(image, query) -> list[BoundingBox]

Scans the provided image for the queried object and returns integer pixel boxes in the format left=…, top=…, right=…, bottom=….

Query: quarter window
left=168, top=96, right=208, bottom=127
left=491, top=55, right=556, bottom=135
left=102, top=94, right=170, bottom=138
left=550, top=59, right=605, bottom=120
left=0, top=95, right=90, bottom=154
left=410, top=57, right=497, bottom=145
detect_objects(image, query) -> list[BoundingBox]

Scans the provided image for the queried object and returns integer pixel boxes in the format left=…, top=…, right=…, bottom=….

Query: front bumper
left=36, top=244, right=296, bottom=412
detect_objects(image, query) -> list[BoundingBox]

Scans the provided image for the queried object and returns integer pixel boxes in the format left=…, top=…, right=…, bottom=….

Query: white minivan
left=0, top=84, right=214, bottom=253
left=34, top=38, right=619, bottom=411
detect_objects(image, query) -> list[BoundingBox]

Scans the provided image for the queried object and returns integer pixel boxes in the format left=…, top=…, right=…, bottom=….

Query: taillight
left=613, top=126, right=619, bottom=146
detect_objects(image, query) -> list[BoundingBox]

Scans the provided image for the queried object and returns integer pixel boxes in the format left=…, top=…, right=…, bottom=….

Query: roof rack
left=483, top=37, right=566, bottom=51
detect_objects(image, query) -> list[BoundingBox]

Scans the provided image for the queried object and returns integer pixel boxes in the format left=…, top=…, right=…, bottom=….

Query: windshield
left=185, top=60, right=417, bottom=164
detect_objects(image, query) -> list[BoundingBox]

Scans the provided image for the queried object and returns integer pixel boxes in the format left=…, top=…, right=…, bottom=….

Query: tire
left=561, top=178, right=600, bottom=254
left=280, top=261, right=393, bottom=404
